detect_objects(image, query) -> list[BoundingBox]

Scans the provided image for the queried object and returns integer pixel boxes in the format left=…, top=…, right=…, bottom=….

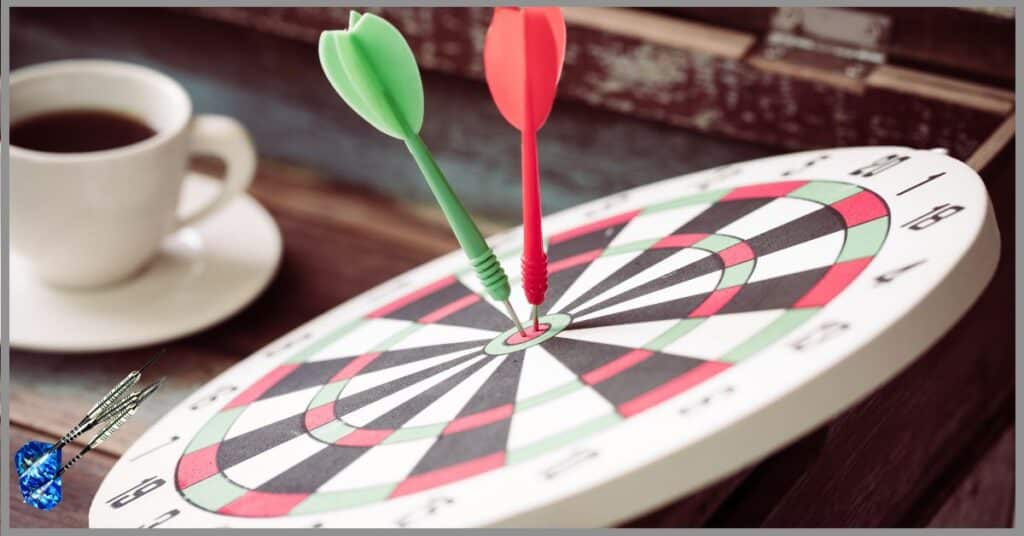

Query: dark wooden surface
left=9, top=7, right=1015, bottom=528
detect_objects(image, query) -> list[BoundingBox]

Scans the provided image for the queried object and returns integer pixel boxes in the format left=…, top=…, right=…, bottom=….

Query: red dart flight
left=484, top=6, right=567, bottom=329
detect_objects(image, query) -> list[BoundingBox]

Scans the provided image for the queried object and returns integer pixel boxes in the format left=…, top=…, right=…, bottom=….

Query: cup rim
left=10, top=59, right=193, bottom=162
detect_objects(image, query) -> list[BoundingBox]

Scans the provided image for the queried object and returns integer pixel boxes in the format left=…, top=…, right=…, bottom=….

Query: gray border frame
left=2, top=1, right=1019, bottom=532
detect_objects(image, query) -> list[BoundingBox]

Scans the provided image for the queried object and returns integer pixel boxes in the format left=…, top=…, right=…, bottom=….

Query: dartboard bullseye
left=92, top=147, right=1000, bottom=528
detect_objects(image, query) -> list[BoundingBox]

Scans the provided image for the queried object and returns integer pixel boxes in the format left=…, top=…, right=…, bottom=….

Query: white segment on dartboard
left=308, top=318, right=409, bottom=362
left=661, top=310, right=787, bottom=360
left=574, top=270, right=722, bottom=321
left=223, top=433, right=328, bottom=489
left=748, top=230, right=845, bottom=283
left=318, top=437, right=438, bottom=491
left=506, top=382, right=615, bottom=452
left=715, top=196, right=821, bottom=239
left=566, top=249, right=712, bottom=315
left=224, top=385, right=323, bottom=440
left=514, top=346, right=581, bottom=402
left=559, top=319, right=680, bottom=349
left=342, top=347, right=486, bottom=397
left=551, top=203, right=709, bottom=313
left=388, top=323, right=496, bottom=351
left=342, top=354, right=490, bottom=426
left=403, top=355, right=507, bottom=427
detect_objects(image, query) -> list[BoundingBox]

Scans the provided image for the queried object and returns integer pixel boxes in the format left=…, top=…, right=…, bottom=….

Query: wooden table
left=9, top=7, right=1015, bottom=528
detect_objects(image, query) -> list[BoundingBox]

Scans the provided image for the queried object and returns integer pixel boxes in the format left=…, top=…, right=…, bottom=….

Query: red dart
left=484, top=6, right=567, bottom=330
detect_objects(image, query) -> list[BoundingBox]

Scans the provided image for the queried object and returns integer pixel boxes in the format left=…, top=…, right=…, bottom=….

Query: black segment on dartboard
left=361, top=340, right=486, bottom=374
left=217, top=413, right=307, bottom=470
left=673, top=198, right=773, bottom=234
left=541, top=338, right=638, bottom=376
left=547, top=217, right=633, bottom=263
left=438, top=298, right=513, bottom=331
left=591, top=351, right=708, bottom=408
left=717, top=266, right=830, bottom=314
left=573, top=255, right=724, bottom=320
left=745, top=206, right=845, bottom=257
left=571, top=291, right=713, bottom=328
left=258, top=444, right=370, bottom=494
left=407, top=421, right=507, bottom=476
left=560, top=248, right=678, bottom=314
left=539, top=215, right=636, bottom=306
left=365, top=356, right=492, bottom=429
left=260, top=357, right=355, bottom=400
left=404, top=351, right=525, bottom=475
left=334, top=350, right=484, bottom=418
left=377, top=278, right=509, bottom=330
left=455, top=351, right=524, bottom=418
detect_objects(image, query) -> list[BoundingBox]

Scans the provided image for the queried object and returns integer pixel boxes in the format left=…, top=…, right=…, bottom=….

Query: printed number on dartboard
left=188, top=384, right=238, bottom=411
left=394, top=496, right=455, bottom=527
left=106, top=477, right=165, bottom=509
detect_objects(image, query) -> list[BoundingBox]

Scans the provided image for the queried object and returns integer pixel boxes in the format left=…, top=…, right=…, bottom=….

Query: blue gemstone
left=16, top=441, right=63, bottom=511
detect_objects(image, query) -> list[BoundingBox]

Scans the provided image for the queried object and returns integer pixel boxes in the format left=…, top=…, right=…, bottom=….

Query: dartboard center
left=484, top=313, right=572, bottom=355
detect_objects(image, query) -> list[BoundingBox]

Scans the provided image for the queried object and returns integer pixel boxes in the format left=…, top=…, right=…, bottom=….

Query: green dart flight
left=319, top=11, right=524, bottom=334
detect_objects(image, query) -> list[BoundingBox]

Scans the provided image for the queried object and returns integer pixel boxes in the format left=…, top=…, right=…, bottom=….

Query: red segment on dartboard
left=305, top=402, right=336, bottom=431
left=793, top=257, right=874, bottom=308
left=330, top=352, right=382, bottom=382
left=418, top=293, right=481, bottom=323
left=723, top=180, right=807, bottom=201
left=652, top=233, right=708, bottom=250
left=219, top=490, right=309, bottom=517
left=549, top=209, right=641, bottom=245
left=443, top=404, right=514, bottom=436
left=391, top=452, right=506, bottom=498
left=718, top=242, right=755, bottom=267
left=830, top=190, right=888, bottom=227
left=176, top=443, right=220, bottom=490
left=368, top=276, right=458, bottom=319
left=618, top=361, right=732, bottom=417
left=336, top=428, right=394, bottom=446
left=689, top=286, right=743, bottom=317
left=223, top=364, right=299, bottom=410
left=548, top=248, right=603, bottom=273
left=582, top=349, right=654, bottom=385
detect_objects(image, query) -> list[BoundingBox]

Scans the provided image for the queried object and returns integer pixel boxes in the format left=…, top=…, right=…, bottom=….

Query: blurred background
left=10, top=6, right=1016, bottom=528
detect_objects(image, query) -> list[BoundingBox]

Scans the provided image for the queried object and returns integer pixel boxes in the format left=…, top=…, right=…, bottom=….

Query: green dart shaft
left=404, top=133, right=511, bottom=303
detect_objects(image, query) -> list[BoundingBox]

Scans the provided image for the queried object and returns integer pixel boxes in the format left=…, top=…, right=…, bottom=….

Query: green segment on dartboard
left=318, top=11, right=511, bottom=303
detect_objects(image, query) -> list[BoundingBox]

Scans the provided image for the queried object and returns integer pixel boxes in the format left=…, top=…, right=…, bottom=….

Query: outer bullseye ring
left=484, top=313, right=572, bottom=355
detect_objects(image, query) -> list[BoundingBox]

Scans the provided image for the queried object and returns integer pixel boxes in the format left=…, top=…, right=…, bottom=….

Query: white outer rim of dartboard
left=89, top=147, right=1001, bottom=528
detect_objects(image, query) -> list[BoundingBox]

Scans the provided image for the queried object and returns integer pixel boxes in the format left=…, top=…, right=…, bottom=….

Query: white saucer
left=12, top=173, right=282, bottom=353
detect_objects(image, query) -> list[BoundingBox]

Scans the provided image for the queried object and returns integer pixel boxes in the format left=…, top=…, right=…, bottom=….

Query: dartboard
left=92, top=147, right=999, bottom=528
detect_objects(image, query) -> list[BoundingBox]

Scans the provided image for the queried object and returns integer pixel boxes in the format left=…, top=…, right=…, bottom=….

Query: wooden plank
left=927, top=426, right=1014, bottom=527
left=562, top=7, right=755, bottom=60
left=867, top=65, right=1014, bottom=115
left=966, top=114, right=1015, bottom=172
left=165, top=7, right=1011, bottom=159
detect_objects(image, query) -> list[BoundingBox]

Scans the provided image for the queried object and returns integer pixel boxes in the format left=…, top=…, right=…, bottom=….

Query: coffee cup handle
left=176, top=115, right=256, bottom=231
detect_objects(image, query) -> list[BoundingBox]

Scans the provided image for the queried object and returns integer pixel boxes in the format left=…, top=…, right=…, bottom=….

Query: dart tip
left=531, top=305, right=541, bottom=331
left=139, top=349, right=166, bottom=374
left=502, top=300, right=527, bottom=336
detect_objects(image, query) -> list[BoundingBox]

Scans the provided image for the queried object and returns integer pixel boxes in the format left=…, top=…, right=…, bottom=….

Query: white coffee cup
left=11, top=59, right=256, bottom=288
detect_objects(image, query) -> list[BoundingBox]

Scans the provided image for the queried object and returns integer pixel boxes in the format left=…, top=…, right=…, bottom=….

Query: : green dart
left=319, top=11, right=524, bottom=334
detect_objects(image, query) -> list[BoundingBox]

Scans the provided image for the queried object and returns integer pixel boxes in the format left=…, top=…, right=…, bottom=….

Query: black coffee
left=11, top=109, right=156, bottom=153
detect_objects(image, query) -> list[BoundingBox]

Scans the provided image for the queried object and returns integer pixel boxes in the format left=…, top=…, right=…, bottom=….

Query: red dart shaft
left=521, top=129, right=548, bottom=310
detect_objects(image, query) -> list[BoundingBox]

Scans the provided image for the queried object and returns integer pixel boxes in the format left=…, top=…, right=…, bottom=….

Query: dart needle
left=531, top=305, right=541, bottom=331
left=503, top=300, right=527, bottom=336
